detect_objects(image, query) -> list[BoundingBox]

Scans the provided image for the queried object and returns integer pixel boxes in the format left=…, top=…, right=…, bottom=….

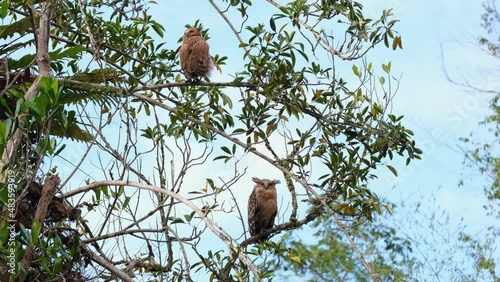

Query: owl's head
left=184, top=27, right=202, bottom=38
left=252, top=177, right=281, bottom=189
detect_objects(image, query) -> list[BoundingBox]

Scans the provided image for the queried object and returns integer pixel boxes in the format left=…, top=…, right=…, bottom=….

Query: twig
left=208, top=0, right=251, bottom=58
left=127, top=92, right=381, bottom=281
left=62, top=180, right=263, bottom=280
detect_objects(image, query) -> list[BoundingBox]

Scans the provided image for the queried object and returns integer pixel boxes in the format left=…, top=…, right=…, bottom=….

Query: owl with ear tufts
left=179, top=27, right=212, bottom=82
left=248, top=177, right=280, bottom=239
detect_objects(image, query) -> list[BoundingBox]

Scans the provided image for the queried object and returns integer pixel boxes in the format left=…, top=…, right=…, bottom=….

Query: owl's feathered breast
left=254, top=185, right=277, bottom=219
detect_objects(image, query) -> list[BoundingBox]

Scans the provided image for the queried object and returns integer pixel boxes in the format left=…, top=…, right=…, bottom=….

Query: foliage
left=457, top=1, right=500, bottom=281
left=271, top=1, right=500, bottom=281
left=461, top=0, right=500, bottom=207
left=270, top=210, right=414, bottom=282
left=273, top=195, right=500, bottom=282
left=0, top=0, right=420, bottom=281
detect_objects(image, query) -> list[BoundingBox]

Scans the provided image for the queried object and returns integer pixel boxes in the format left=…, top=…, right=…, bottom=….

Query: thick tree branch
left=85, top=247, right=134, bottom=282
left=1, top=1, right=54, bottom=173
left=62, top=180, right=263, bottom=280
left=129, top=92, right=381, bottom=282
left=241, top=208, right=321, bottom=247
left=20, top=174, right=60, bottom=282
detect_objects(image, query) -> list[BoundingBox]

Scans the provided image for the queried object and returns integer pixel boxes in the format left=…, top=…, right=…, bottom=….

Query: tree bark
left=0, top=1, right=53, bottom=176
left=19, top=174, right=60, bottom=282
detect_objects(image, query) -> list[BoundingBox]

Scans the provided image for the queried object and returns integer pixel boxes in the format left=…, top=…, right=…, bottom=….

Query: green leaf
left=0, top=17, right=32, bottom=40
left=53, top=257, right=63, bottom=274
left=392, top=36, right=403, bottom=50
left=184, top=211, right=196, bottom=222
left=392, top=36, right=398, bottom=50
left=0, top=121, right=6, bottom=138
left=102, top=185, right=109, bottom=197
left=386, top=164, right=398, bottom=176
left=221, top=146, right=231, bottom=155
left=118, top=185, right=124, bottom=197
left=171, top=217, right=184, bottom=224
left=123, top=196, right=131, bottom=209
left=270, top=17, right=276, bottom=31
left=382, top=64, right=389, bottom=73
left=25, top=101, right=41, bottom=117
left=352, top=64, right=361, bottom=77
left=94, top=187, right=101, bottom=202
left=152, top=22, right=165, bottom=37
left=70, top=234, right=80, bottom=257
left=382, top=62, right=391, bottom=73
left=40, top=76, right=57, bottom=97
left=213, top=155, right=230, bottom=161
left=50, top=46, right=86, bottom=60
left=221, top=94, right=233, bottom=108
left=379, top=76, right=385, bottom=85
left=48, top=120, right=94, bottom=142
left=0, top=0, right=8, bottom=19
left=206, top=178, right=215, bottom=189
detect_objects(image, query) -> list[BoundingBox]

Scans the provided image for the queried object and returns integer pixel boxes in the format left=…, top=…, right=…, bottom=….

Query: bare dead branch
left=62, top=180, right=263, bottom=280
left=126, top=92, right=382, bottom=281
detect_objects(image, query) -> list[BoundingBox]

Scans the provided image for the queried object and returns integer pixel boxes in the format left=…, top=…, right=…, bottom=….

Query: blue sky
left=153, top=0, right=500, bottom=279
left=31, top=0, right=498, bottom=280
left=2, top=0, right=499, bottom=280
left=154, top=0, right=497, bottom=229
left=364, top=0, right=497, bottom=229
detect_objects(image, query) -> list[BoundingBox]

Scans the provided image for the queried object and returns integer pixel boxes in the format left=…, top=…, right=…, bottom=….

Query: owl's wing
left=179, top=44, right=189, bottom=71
left=247, top=189, right=258, bottom=236
left=266, top=207, right=277, bottom=230
left=191, top=40, right=212, bottom=67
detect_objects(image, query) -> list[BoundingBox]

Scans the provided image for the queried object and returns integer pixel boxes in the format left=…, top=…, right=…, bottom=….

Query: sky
left=26, top=0, right=498, bottom=280
left=152, top=0, right=498, bottom=231
left=151, top=0, right=499, bottom=279
left=362, top=0, right=497, bottom=229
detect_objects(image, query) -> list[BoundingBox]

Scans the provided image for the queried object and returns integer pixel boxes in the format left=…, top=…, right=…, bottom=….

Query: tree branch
left=1, top=1, right=54, bottom=174
left=266, top=0, right=394, bottom=62
left=20, top=174, right=60, bottom=282
left=241, top=208, right=321, bottom=247
left=85, top=246, right=134, bottom=282
left=61, top=180, right=263, bottom=280
left=127, top=91, right=381, bottom=281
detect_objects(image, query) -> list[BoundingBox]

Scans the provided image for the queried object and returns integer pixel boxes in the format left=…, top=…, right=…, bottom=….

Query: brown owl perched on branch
left=179, top=27, right=212, bottom=82
left=248, top=177, right=280, bottom=238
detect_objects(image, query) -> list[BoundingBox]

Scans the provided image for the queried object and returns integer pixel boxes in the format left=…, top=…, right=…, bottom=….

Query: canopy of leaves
left=0, top=0, right=420, bottom=281
left=270, top=212, right=414, bottom=282
left=462, top=0, right=500, bottom=208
